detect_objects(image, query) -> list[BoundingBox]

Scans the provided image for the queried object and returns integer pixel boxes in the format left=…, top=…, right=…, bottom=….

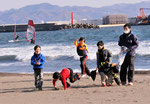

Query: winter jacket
left=118, top=32, right=139, bottom=56
left=31, top=53, right=45, bottom=69
left=96, top=48, right=112, bottom=71
left=53, top=68, right=71, bottom=90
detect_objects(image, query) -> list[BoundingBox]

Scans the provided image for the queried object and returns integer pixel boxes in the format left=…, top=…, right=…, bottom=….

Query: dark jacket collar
left=98, top=48, right=105, bottom=52
left=34, top=53, right=41, bottom=58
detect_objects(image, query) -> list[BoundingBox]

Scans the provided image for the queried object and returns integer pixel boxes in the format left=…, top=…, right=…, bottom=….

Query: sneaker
left=77, top=74, right=81, bottom=80
left=68, top=86, right=71, bottom=88
left=107, top=84, right=112, bottom=87
left=39, top=88, right=42, bottom=91
left=128, top=82, right=133, bottom=86
left=75, top=73, right=81, bottom=80
left=38, top=86, right=42, bottom=91
left=118, top=83, right=121, bottom=86
left=81, top=74, right=86, bottom=78
left=121, top=82, right=126, bottom=85
left=102, top=84, right=106, bottom=87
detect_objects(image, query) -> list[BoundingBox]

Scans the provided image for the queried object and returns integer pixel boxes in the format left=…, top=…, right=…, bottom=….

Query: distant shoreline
left=0, top=23, right=149, bottom=33
left=99, top=24, right=125, bottom=27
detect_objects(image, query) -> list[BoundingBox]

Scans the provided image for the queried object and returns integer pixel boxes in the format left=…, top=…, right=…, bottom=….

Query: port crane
left=137, top=8, right=150, bottom=24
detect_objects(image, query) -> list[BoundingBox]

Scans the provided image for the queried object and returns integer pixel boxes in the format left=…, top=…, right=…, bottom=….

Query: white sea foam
left=0, top=40, right=149, bottom=62
left=135, top=68, right=150, bottom=71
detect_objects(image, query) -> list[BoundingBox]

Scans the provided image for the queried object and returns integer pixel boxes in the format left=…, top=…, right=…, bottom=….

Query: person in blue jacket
left=118, top=23, right=139, bottom=86
left=31, top=45, right=45, bottom=90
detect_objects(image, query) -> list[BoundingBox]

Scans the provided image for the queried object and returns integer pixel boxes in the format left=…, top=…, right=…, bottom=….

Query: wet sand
left=0, top=72, right=150, bottom=104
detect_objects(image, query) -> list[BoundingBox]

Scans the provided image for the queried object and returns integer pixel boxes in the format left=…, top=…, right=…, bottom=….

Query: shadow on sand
left=71, top=84, right=101, bottom=89
left=0, top=86, right=54, bottom=94
left=0, top=78, right=53, bottom=94
left=1, top=79, right=52, bottom=84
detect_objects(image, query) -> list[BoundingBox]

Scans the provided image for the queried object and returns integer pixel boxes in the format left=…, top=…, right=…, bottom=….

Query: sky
left=0, top=0, right=149, bottom=11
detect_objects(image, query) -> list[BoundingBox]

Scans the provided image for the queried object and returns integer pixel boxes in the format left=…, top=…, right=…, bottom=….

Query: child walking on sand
left=31, top=45, right=45, bottom=90
left=74, top=37, right=91, bottom=77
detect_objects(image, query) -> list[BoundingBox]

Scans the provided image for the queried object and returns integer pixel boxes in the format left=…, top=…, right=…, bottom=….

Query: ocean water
left=0, top=25, right=150, bottom=73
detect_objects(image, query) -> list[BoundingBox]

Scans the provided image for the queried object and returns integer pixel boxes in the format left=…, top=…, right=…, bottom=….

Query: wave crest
left=0, top=40, right=149, bottom=61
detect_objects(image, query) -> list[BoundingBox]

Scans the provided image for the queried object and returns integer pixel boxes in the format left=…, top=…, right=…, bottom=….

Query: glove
left=100, top=62, right=105, bottom=67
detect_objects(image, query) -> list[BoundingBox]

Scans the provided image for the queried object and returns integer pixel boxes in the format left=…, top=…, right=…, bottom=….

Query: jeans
left=34, top=68, right=43, bottom=88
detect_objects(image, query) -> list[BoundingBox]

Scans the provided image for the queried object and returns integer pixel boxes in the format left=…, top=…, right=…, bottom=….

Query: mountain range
left=0, top=1, right=150, bottom=25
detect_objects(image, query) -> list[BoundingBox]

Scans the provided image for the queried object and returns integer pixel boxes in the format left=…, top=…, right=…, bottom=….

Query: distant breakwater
left=0, top=23, right=66, bottom=32
left=0, top=23, right=100, bottom=32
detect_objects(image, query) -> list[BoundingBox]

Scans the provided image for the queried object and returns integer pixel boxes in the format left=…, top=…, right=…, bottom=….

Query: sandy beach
left=0, top=72, right=150, bottom=104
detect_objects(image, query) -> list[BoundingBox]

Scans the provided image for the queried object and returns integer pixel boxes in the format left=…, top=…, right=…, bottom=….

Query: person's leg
left=83, top=56, right=91, bottom=76
left=61, top=80, right=70, bottom=88
left=69, top=68, right=75, bottom=83
left=106, top=74, right=113, bottom=86
left=66, top=82, right=71, bottom=88
left=120, top=54, right=129, bottom=84
left=128, top=56, right=135, bottom=83
left=80, top=57, right=84, bottom=75
left=34, top=69, right=38, bottom=88
left=39, top=69, right=43, bottom=90
left=69, top=68, right=80, bottom=83
left=99, top=71, right=107, bottom=86
left=85, top=66, right=90, bottom=76
left=113, top=74, right=121, bottom=85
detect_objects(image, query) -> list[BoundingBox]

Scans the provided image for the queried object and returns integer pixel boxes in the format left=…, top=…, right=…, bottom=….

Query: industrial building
left=77, top=19, right=102, bottom=25
left=103, top=14, right=128, bottom=24
left=128, top=17, right=138, bottom=25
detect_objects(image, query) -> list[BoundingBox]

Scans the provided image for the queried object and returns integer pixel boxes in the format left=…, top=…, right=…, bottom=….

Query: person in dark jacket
left=31, top=45, right=45, bottom=90
left=74, top=37, right=91, bottom=77
left=118, top=23, right=139, bottom=86
left=96, top=41, right=113, bottom=86
left=53, top=68, right=80, bottom=90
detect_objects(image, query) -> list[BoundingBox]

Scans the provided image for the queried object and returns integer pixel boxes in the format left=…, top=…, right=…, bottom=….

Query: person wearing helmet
left=53, top=68, right=80, bottom=90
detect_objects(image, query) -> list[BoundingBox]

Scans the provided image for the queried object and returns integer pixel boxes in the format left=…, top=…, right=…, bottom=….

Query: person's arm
left=96, top=52, right=100, bottom=68
left=106, top=50, right=112, bottom=64
left=74, top=39, right=78, bottom=47
left=40, top=55, right=46, bottom=66
left=85, top=44, right=89, bottom=53
left=103, top=50, right=112, bottom=68
left=31, top=56, right=36, bottom=65
left=129, top=35, right=139, bottom=51
left=118, top=35, right=123, bottom=47
left=53, top=79, right=57, bottom=87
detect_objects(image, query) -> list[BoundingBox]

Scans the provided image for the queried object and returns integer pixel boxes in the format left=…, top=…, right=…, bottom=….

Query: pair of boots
left=35, top=81, right=43, bottom=90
